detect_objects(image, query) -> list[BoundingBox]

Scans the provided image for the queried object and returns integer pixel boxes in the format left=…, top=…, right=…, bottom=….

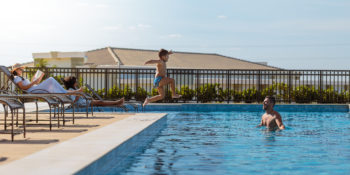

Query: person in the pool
left=257, top=96, right=285, bottom=130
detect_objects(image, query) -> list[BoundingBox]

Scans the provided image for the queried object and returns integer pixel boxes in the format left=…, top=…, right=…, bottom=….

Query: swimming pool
left=109, top=111, right=350, bottom=175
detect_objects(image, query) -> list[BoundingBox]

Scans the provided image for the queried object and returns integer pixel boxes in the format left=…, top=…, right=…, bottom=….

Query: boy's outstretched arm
left=145, top=60, right=161, bottom=65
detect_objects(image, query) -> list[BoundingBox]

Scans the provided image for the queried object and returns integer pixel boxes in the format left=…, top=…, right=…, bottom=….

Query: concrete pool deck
left=0, top=112, right=131, bottom=165
left=0, top=102, right=167, bottom=174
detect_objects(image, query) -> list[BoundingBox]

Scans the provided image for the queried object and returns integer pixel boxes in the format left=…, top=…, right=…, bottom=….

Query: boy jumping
left=143, top=49, right=181, bottom=107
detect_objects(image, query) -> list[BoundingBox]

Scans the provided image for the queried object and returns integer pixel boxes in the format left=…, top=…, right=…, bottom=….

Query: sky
left=1, top=0, right=350, bottom=69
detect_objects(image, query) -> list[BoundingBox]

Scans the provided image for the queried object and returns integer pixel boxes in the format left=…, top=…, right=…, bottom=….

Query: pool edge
left=0, top=113, right=167, bottom=175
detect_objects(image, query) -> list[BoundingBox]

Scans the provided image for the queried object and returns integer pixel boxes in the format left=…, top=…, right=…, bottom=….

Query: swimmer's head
left=263, top=96, right=276, bottom=110
left=158, top=48, right=169, bottom=62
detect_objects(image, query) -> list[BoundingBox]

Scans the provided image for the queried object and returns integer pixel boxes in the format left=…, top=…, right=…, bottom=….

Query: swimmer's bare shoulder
left=274, top=111, right=285, bottom=130
left=257, top=113, right=267, bottom=127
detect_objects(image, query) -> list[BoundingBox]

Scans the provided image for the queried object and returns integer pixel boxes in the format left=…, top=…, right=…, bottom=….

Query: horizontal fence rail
left=1, top=67, right=350, bottom=103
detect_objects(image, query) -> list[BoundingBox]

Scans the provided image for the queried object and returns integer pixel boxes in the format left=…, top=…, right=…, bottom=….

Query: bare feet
left=119, top=97, right=125, bottom=105
left=172, top=94, right=182, bottom=99
left=143, top=98, right=149, bottom=107
left=75, top=87, right=84, bottom=92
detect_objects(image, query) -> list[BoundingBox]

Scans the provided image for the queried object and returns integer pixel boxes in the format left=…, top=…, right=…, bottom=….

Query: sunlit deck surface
left=0, top=103, right=131, bottom=165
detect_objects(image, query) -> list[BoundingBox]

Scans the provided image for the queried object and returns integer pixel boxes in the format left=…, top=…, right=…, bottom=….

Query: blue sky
left=1, top=0, right=350, bottom=69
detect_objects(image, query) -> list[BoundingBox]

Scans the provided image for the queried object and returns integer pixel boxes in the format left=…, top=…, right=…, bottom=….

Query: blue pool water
left=114, top=111, right=350, bottom=175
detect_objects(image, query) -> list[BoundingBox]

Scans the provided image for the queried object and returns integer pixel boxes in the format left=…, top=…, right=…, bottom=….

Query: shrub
left=232, top=90, right=243, bottom=102
left=121, top=85, right=133, bottom=101
left=135, top=87, right=148, bottom=102
left=291, top=85, right=317, bottom=103
left=217, top=88, right=232, bottom=102
left=196, top=84, right=218, bottom=103
left=107, top=85, right=123, bottom=99
left=242, top=87, right=260, bottom=103
left=318, top=87, right=348, bottom=103
left=261, top=82, right=289, bottom=102
left=96, top=88, right=106, bottom=99
left=179, top=85, right=195, bottom=102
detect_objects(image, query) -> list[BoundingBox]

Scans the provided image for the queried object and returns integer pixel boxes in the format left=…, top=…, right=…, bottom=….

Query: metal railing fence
left=1, top=67, right=349, bottom=103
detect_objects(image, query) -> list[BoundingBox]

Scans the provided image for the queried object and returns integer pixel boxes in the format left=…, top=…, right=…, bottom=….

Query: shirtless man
left=143, top=49, right=181, bottom=107
left=258, top=96, right=285, bottom=130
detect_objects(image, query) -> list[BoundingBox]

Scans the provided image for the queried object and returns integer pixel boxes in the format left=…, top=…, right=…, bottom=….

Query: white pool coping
left=0, top=113, right=167, bottom=175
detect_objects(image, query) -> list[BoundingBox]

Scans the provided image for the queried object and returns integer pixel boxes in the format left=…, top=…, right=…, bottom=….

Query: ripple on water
left=118, top=111, right=350, bottom=175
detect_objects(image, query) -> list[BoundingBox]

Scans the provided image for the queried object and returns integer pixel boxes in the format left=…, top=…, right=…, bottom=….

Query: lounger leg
left=16, top=109, right=18, bottom=127
left=49, top=106, right=52, bottom=131
left=4, top=105, right=7, bottom=130
left=23, top=108, right=26, bottom=138
left=86, top=102, right=88, bottom=118
left=91, top=103, right=94, bottom=117
left=72, top=103, right=75, bottom=124
left=36, top=100, right=39, bottom=123
left=57, top=105, right=60, bottom=128
left=62, top=104, right=65, bottom=126
left=11, top=109, right=14, bottom=142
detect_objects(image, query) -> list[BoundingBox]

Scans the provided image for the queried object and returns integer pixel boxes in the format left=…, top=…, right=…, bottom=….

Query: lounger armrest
left=30, top=89, right=51, bottom=93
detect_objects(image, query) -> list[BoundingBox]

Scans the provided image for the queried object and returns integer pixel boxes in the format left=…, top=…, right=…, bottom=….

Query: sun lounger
left=0, top=65, right=94, bottom=120
left=0, top=96, right=25, bottom=141
left=0, top=90, right=60, bottom=130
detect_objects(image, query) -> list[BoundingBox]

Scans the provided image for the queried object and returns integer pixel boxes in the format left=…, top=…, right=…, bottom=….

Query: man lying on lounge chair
left=62, top=76, right=124, bottom=107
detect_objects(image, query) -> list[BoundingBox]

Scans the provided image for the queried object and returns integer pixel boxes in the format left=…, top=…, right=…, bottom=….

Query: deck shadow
left=25, top=129, right=88, bottom=133
left=0, top=139, right=59, bottom=144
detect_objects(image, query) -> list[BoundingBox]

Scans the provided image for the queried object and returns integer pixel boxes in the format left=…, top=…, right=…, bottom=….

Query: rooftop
left=85, top=47, right=279, bottom=70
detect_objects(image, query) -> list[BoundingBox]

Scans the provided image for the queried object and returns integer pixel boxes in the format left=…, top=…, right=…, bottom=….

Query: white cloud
left=76, top=2, right=89, bottom=7
left=168, top=34, right=182, bottom=38
left=269, top=19, right=350, bottom=32
left=128, top=26, right=137, bottom=30
left=96, top=4, right=108, bottom=8
left=128, top=24, right=152, bottom=31
left=229, top=47, right=242, bottom=51
left=137, top=24, right=151, bottom=29
left=102, top=26, right=121, bottom=31
left=76, top=2, right=108, bottom=8
left=217, top=15, right=227, bottom=19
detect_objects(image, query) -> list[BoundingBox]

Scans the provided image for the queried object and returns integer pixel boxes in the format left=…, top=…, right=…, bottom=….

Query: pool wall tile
left=0, top=113, right=167, bottom=175
left=143, top=104, right=349, bottom=112
left=75, top=115, right=167, bottom=175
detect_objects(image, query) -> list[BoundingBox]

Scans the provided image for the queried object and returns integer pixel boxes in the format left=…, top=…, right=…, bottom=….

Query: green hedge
left=77, top=82, right=350, bottom=104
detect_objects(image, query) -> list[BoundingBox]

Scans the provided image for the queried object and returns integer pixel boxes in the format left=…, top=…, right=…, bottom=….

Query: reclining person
left=63, top=76, right=124, bottom=107
left=11, top=63, right=82, bottom=94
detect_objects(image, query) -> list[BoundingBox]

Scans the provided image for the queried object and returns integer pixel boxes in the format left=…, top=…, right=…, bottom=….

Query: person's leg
left=30, top=77, right=67, bottom=93
left=158, top=77, right=181, bottom=98
left=143, top=86, right=165, bottom=107
left=91, top=97, right=125, bottom=106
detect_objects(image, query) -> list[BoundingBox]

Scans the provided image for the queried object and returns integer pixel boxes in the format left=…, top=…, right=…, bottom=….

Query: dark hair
left=158, top=48, right=169, bottom=58
left=12, top=70, right=24, bottom=81
left=63, top=76, right=77, bottom=90
left=265, top=96, right=276, bottom=105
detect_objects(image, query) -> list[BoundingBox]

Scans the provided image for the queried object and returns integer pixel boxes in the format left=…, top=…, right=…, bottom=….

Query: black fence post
left=348, top=71, right=350, bottom=103
left=196, top=70, right=199, bottom=103
left=257, top=70, right=262, bottom=100
left=104, top=69, right=108, bottom=98
left=135, top=69, right=139, bottom=99
left=319, top=70, right=323, bottom=103
left=288, top=70, right=292, bottom=103
left=226, top=70, right=230, bottom=104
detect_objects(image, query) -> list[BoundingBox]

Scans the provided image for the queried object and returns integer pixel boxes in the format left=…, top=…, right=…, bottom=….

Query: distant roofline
left=215, top=54, right=282, bottom=70
left=87, top=46, right=281, bottom=70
